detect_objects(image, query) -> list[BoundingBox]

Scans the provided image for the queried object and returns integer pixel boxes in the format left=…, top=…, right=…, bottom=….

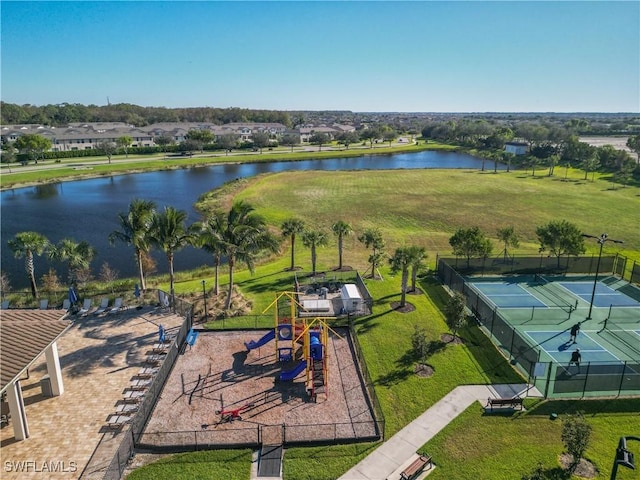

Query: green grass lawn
left=123, top=167, right=639, bottom=479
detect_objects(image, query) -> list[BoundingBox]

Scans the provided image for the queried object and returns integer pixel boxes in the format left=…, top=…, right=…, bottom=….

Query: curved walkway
left=338, top=383, right=541, bottom=480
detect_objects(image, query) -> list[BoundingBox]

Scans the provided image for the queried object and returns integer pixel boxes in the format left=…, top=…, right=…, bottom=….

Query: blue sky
left=1, top=1, right=638, bottom=112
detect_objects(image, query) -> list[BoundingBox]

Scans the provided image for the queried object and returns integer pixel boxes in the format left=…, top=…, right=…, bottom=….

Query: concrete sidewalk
left=338, top=383, right=538, bottom=480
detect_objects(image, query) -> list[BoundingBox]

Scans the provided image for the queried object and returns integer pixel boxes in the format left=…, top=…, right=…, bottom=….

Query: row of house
left=0, top=122, right=357, bottom=152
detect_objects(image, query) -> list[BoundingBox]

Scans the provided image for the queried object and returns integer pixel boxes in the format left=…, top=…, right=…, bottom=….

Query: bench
left=485, top=397, right=524, bottom=412
left=400, top=454, right=432, bottom=480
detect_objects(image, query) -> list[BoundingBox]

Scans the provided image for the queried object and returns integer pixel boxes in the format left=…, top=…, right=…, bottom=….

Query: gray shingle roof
left=0, top=310, right=72, bottom=393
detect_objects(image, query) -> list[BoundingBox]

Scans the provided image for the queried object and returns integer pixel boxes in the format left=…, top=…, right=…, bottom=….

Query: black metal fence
left=81, top=289, right=193, bottom=480
left=437, top=257, right=640, bottom=399
left=349, top=318, right=386, bottom=440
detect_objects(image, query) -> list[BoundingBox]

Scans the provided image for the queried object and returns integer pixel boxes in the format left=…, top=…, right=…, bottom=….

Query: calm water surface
left=1, top=151, right=502, bottom=287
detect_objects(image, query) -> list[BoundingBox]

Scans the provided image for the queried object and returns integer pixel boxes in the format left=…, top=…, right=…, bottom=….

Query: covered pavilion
left=0, top=309, right=72, bottom=441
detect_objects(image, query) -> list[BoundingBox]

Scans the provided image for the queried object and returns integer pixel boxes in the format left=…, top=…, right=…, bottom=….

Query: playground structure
left=245, top=292, right=337, bottom=401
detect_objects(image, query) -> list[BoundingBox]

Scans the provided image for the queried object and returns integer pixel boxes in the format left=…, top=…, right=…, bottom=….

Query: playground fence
left=437, top=258, right=640, bottom=399
left=349, top=318, right=386, bottom=440
left=81, top=289, right=193, bottom=480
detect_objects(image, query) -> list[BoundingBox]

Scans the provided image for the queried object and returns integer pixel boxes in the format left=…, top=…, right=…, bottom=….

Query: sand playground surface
left=141, top=329, right=378, bottom=447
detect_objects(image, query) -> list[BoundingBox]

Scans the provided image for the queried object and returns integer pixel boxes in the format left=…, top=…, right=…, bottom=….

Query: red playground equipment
left=215, top=402, right=254, bottom=422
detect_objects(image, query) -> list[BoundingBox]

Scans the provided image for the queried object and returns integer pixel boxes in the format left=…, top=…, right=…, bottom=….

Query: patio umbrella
left=159, top=324, right=166, bottom=343
left=68, top=286, right=78, bottom=306
left=134, top=283, right=141, bottom=298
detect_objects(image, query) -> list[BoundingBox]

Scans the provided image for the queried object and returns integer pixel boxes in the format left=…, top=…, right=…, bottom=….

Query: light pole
left=201, top=280, right=208, bottom=320
left=583, top=233, right=623, bottom=320
left=610, top=436, right=638, bottom=479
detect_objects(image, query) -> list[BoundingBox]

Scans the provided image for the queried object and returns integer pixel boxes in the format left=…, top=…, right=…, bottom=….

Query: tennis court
left=558, top=281, right=640, bottom=307
left=464, top=275, right=640, bottom=397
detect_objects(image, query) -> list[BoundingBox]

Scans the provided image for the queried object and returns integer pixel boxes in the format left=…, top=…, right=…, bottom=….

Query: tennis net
left=534, top=275, right=575, bottom=314
left=601, top=319, right=640, bottom=357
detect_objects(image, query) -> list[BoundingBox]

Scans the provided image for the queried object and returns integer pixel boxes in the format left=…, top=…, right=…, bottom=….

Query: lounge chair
left=1, top=300, right=9, bottom=309
left=62, top=299, right=71, bottom=310
left=109, top=297, right=125, bottom=314
left=115, top=402, right=138, bottom=414
left=39, top=299, right=49, bottom=310
left=106, top=414, right=132, bottom=429
left=93, top=298, right=110, bottom=315
left=78, top=298, right=92, bottom=316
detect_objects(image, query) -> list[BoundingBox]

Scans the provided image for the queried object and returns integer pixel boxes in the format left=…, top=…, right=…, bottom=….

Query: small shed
left=340, top=284, right=362, bottom=313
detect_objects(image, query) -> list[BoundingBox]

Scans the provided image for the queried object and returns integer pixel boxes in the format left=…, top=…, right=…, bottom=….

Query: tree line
left=0, top=102, right=292, bottom=128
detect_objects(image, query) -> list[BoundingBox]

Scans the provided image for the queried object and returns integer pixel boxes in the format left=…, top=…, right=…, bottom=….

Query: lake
left=1, top=150, right=502, bottom=287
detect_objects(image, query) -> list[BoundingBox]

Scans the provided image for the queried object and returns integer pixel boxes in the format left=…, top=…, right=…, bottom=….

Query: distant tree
left=382, top=126, right=397, bottom=146
left=449, top=227, right=493, bottom=267
left=358, top=228, right=386, bottom=279
left=186, top=129, right=214, bottom=151
left=302, top=228, right=328, bottom=276
left=444, top=292, right=467, bottom=339
left=561, top=414, right=592, bottom=474
left=408, top=245, right=427, bottom=293
left=536, top=220, right=586, bottom=268
left=217, top=134, right=239, bottom=155
left=98, top=140, right=117, bottom=164
left=496, top=226, right=519, bottom=262
left=251, top=131, right=271, bottom=153
left=41, top=268, right=62, bottom=303
left=8, top=231, right=50, bottom=298
left=626, top=134, right=640, bottom=163
left=0, top=271, right=10, bottom=300
left=337, top=131, right=359, bottom=150
left=281, top=218, right=306, bottom=271
left=140, top=251, right=157, bottom=279
left=117, top=135, right=133, bottom=158
left=581, top=154, right=600, bottom=181
left=547, top=154, right=560, bottom=176
left=109, top=199, right=156, bottom=290
left=612, top=158, right=636, bottom=188
left=149, top=206, right=193, bottom=304
left=331, top=220, right=353, bottom=270
left=280, top=133, right=298, bottom=152
left=99, top=262, right=119, bottom=294
left=360, top=126, right=382, bottom=148
left=389, top=247, right=412, bottom=308
left=1, top=143, right=16, bottom=164
left=179, top=138, right=201, bottom=154
left=502, top=151, right=515, bottom=173
left=154, top=134, right=174, bottom=153
left=309, top=132, right=330, bottom=151
left=14, top=134, right=51, bottom=164
left=48, top=238, right=97, bottom=286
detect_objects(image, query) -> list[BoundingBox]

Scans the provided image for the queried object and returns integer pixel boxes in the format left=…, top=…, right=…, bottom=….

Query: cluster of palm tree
left=281, top=218, right=428, bottom=309
left=7, top=232, right=97, bottom=298
left=109, top=199, right=279, bottom=310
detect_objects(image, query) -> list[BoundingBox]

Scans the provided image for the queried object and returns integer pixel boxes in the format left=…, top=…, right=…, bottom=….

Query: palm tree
left=389, top=247, right=412, bottom=308
left=48, top=238, right=97, bottom=286
left=408, top=246, right=427, bottom=292
left=281, top=218, right=305, bottom=271
left=193, top=210, right=226, bottom=295
left=217, top=201, right=279, bottom=310
left=8, top=231, right=49, bottom=298
left=301, top=228, right=328, bottom=276
left=358, top=228, right=386, bottom=279
left=331, top=220, right=352, bottom=270
left=109, top=199, right=156, bottom=290
left=149, top=206, right=192, bottom=303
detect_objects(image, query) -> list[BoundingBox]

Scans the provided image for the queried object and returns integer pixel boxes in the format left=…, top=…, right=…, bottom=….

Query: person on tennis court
left=569, top=348, right=581, bottom=372
left=569, top=322, right=581, bottom=343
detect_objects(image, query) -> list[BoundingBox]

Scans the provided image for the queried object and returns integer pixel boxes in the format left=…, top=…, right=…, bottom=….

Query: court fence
left=437, top=257, right=640, bottom=399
